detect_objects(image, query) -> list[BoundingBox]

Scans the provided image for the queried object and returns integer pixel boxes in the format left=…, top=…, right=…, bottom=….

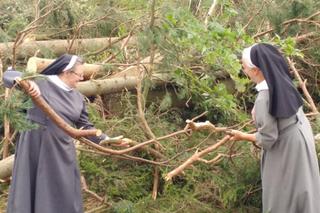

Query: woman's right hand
left=227, top=130, right=246, bottom=141
left=28, top=81, right=41, bottom=97
left=227, top=129, right=256, bottom=143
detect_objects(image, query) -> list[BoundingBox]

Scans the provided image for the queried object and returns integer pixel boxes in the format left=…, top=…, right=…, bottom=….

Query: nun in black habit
left=229, top=43, right=320, bottom=213
left=4, top=54, right=108, bottom=213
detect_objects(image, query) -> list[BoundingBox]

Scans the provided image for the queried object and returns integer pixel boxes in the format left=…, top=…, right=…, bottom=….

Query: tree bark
left=76, top=73, right=170, bottom=96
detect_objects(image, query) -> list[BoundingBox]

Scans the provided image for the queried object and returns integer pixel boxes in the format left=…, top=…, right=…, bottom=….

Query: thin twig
left=242, top=0, right=267, bottom=32
left=12, top=2, right=62, bottom=68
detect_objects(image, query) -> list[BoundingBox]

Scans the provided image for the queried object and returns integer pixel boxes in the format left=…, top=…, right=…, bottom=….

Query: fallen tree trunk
left=0, top=37, right=131, bottom=60
left=76, top=73, right=170, bottom=96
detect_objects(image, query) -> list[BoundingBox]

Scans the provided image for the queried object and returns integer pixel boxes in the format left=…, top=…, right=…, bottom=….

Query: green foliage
left=270, top=36, right=303, bottom=58
left=0, top=90, right=38, bottom=132
left=145, top=5, right=251, bottom=123
left=266, top=0, right=316, bottom=34
left=213, top=150, right=261, bottom=208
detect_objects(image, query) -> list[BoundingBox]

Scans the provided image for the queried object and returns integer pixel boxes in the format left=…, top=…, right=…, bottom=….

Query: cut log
left=76, top=74, right=170, bottom=96
left=110, top=53, right=163, bottom=78
left=0, top=37, right=132, bottom=60
left=0, top=155, right=14, bottom=180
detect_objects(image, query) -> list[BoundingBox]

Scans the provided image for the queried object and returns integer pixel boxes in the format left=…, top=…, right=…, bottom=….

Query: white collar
left=255, top=80, right=269, bottom=91
left=47, top=75, right=72, bottom=91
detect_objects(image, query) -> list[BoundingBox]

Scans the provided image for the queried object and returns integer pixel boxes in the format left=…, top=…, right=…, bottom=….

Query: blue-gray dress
left=5, top=74, right=105, bottom=213
left=254, top=90, right=320, bottom=213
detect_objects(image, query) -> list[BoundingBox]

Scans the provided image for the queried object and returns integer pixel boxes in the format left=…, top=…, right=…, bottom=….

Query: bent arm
left=254, top=98, right=278, bottom=150
left=75, top=100, right=108, bottom=144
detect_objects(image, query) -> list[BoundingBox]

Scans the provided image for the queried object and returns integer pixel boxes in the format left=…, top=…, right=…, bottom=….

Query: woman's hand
left=100, top=136, right=131, bottom=148
left=227, top=130, right=256, bottom=142
left=228, top=130, right=246, bottom=141
left=28, top=81, right=41, bottom=98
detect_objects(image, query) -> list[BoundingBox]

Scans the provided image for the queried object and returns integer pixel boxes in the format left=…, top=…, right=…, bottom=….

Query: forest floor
left=0, top=192, right=109, bottom=213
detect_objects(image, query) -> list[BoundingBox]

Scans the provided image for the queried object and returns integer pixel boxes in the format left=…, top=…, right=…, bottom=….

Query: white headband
left=242, top=44, right=257, bottom=68
left=63, top=55, right=78, bottom=72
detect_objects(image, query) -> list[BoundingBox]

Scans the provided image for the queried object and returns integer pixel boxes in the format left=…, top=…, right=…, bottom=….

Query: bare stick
left=67, top=15, right=109, bottom=53
left=1, top=58, right=10, bottom=158
left=242, top=0, right=267, bottom=32
left=81, top=175, right=104, bottom=202
left=12, top=2, right=62, bottom=68
left=103, top=31, right=134, bottom=63
left=205, top=0, right=219, bottom=28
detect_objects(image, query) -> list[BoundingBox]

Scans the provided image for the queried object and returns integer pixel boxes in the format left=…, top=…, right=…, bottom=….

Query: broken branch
left=165, top=135, right=231, bottom=181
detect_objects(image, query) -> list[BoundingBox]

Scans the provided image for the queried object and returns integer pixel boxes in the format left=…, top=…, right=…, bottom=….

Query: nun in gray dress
left=4, top=54, right=108, bottom=213
left=229, top=43, right=320, bottom=213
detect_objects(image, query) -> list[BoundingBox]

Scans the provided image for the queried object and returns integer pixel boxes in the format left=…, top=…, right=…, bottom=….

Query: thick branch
left=165, top=135, right=231, bottom=181
left=17, top=79, right=101, bottom=138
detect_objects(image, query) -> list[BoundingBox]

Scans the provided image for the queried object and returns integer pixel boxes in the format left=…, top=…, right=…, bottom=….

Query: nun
left=4, top=54, right=108, bottom=213
left=229, top=43, right=320, bottom=212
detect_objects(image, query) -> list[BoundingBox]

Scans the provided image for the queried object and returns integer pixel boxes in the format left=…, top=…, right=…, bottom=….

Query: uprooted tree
left=1, top=0, right=320, bottom=211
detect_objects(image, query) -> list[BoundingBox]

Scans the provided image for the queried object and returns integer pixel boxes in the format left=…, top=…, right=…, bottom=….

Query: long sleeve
left=3, top=70, right=23, bottom=88
left=254, top=92, right=278, bottom=150
left=75, top=100, right=108, bottom=144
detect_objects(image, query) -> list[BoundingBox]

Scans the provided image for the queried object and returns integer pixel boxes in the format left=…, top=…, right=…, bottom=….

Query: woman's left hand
left=28, top=81, right=41, bottom=98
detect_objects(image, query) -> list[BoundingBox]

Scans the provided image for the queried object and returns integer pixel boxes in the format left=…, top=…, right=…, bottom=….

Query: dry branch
left=16, top=79, right=102, bottom=138
left=11, top=2, right=62, bottom=68
left=287, top=57, right=318, bottom=114
left=81, top=175, right=104, bottom=202
left=0, top=58, right=10, bottom=158
left=242, top=0, right=268, bottom=32
left=205, top=0, right=219, bottom=28
left=294, top=32, right=318, bottom=43
left=165, top=135, right=231, bottom=181
left=164, top=119, right=232, bottom=181
left=253, top=11, right=320, bottom=39
left=67, top=15, right=110, bottom=53
left=109, top=53, right=163, bottom=78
